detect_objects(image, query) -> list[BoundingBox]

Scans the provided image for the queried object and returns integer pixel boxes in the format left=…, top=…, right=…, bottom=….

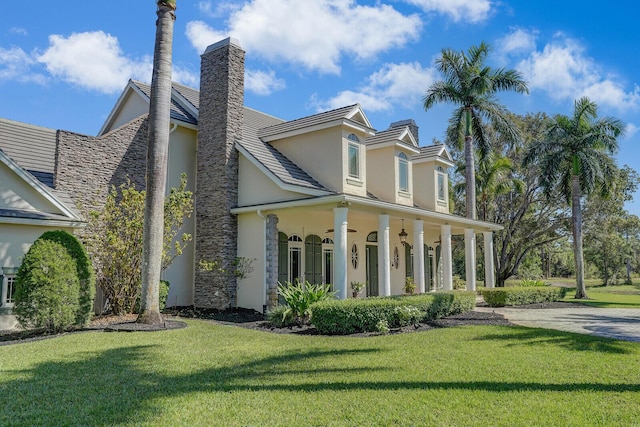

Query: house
left=0, top=37, right=500, bottom=327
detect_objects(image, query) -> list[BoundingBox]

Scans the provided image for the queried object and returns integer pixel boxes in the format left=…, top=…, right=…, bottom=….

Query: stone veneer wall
left=54, top=116, right=149, bottom=236
left=265, top=214, right=279, bottom=309
left=194, top=38, right=245, bottom=308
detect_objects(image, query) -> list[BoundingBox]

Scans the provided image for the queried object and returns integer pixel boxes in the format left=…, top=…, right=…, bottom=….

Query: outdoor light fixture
left=399, top=219, right=409, bottom=246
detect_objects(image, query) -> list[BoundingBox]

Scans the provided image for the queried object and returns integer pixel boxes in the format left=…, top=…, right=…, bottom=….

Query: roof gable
left=413, top=143, right=454, bottom=165
left=257, top=104, right=375, bottom=142
left=0, top=150, right=84, bottom=226
left=365, top=126, right=420, bottom=154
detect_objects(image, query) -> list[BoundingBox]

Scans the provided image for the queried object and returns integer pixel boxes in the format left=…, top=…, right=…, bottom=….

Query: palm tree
left=424, top=42, right=528, bottom=219
left=523, top=97, right=624, bottom=299
left=138, top=0, right=176, bottom=325
left=455, top=151, right=524, bottom=221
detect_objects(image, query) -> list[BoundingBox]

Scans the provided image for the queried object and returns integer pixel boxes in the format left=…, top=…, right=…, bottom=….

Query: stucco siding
left=236, top=213, right=266, bottom=312
left=238, top=155, right=301, bottom=205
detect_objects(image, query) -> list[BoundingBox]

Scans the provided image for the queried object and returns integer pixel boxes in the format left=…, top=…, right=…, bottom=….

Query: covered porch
left=232, top=194, right=501, bottom=312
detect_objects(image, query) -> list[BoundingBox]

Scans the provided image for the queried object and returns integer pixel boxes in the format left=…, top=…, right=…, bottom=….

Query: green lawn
left=562, top=284, right=640, bottom=308
left=1, top=320, right=639, bottom=426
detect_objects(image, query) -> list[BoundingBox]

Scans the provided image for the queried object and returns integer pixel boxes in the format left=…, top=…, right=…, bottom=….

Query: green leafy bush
left=520, top=279, right=550, bottom=287
left=88, top=176, right=193, bottom=315
left=480, top=286, right=566, bottom=307
left=38, top=230, right=95, bottom=326
left=277, top=281, right=335, bottom=324
left=13, top=239, right=81, bottom=332
left=266, top=305, right=296, bottom=328
left=311, top=292, right=476, bottom=335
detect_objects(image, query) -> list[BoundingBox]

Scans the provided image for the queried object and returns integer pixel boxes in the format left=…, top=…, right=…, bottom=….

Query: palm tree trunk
left=137, top=1, right=176, bottom=325
left=572, top=175, right=588, bottom=299
left=465, top=134, right=476, bottom=219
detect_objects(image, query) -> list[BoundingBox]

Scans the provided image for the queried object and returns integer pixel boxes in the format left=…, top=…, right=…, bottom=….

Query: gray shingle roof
left=414, top=144, right=453, bottom=162
left=257, top=104, right=360, bottom=139
left=238, top=108, right=329, bottom=192
left=0, top=118, right=57, bottom=174
left=131, top=81, right=197, bottom=125
left=172, top=82, right=200, bottom=111
left=364, top=127, right=407, bottom=145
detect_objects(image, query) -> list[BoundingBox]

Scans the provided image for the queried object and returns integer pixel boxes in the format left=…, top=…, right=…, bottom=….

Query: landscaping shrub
left=481, top=286, right=567, bottom=307
left=13, top=239, right=81, bottom=332
left=277, top=281, right=335, bottom=324
left=38, top=230, right=95, bottom=326
left=266, top=305, right=296, bottom=328
left=520, top=279, right=550, bottom=287
left=427, top=291, right=476, bottom=319
left=311, top=292, right=476, bottom=335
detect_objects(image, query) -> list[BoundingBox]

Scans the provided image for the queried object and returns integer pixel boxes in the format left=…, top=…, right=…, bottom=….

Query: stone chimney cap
left=204, top=37, right=242, bottom=54
left=389, top=119, right=416, bottom=128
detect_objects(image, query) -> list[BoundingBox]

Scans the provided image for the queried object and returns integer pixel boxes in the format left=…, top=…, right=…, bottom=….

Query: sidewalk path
left=475, top=305, right=640, bottom=342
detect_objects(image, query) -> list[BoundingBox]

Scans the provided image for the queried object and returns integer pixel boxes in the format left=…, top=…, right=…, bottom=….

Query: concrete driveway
left=475, top=305, right=640, bottom=342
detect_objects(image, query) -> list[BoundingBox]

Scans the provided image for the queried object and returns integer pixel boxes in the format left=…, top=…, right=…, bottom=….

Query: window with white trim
left=288, top=235, right=303, bottom=283
left=437, top=166, right=447, bottom=201
left=1, top=267, right=18, bottom=307
left=347, top=134, right=360, bottom=179
left=398, top=152, right=409, bottom=192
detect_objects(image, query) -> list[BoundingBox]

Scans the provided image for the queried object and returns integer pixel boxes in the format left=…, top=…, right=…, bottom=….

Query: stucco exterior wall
left=237, top=155, right=300, bottom=205
left=236, top=213, right=266, bottom=312
left=163, top=126, right=197, bottom=307
left=0, top=165, right=62, bottom=213
left=0, top=224, right=74, bottom=269
left=106, top=91, right=150, bottom=133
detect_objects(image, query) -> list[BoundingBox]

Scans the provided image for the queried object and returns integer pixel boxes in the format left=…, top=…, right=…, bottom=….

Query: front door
left=366, top=245, right=379, bottom=296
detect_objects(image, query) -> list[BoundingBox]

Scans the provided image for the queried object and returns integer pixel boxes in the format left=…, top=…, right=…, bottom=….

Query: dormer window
left=398, top=152, right=409, bottom=192
left=437, top=166, right=447, bottom=201
left=348, top=134, right=360, bottom=179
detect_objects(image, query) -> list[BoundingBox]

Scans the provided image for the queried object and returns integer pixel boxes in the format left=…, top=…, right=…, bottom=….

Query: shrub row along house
left=0, top=38, right=501, bottom=329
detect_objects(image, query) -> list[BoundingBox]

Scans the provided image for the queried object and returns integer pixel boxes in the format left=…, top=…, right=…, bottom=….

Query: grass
left=562, top=284, right=640, bottom=308
left=1, top=320, right=639, bottom=426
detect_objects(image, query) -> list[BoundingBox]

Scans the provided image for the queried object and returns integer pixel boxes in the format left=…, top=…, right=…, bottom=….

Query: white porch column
left=464, top=228, right=477, bottom=291
left=378, top=214, right=391, bottom=296
left=333, top=207, right=349, bottom=300
left=413, top=220, right=425, bottom=293
left=441, top=224, right=453, bottom=291
left=483, top=231, right=495, bottom=288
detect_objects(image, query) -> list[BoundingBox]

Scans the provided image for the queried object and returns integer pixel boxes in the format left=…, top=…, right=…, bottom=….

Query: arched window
left=366, top=231, right=378, bottom=242
left=398, top=152, right=409, bottom=192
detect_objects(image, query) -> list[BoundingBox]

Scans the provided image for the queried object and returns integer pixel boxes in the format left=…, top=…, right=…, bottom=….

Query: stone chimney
left=194, top=37, right=245, bottom=308
left=390, top=119, right=419, bottom=145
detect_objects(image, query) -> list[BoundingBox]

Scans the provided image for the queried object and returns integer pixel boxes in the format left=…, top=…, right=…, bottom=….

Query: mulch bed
left=1, top=306, right=518, bottom=345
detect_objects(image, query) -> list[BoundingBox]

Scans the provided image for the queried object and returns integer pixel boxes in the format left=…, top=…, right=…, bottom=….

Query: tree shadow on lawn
left=2, top=340, right=639, bottom=425
left=473, top=326, right=635, bottom=354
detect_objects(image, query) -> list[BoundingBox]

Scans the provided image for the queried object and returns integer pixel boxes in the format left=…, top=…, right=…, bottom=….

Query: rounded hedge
left=38, top=230, right=95, bottom=325
left=13, top=239, right=81, bottom=332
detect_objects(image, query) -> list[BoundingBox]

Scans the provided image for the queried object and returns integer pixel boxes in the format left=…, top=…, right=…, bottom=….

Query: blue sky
left=2, top=0, right=639, bottom=214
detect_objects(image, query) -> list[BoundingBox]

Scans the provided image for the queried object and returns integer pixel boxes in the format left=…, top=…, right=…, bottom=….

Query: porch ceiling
left=231, top=193, right=502, bottom=235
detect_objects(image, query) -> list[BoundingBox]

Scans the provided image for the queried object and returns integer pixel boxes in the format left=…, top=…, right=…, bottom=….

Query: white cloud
left=245, top=69, right=285, bottom=95
left=185, top=0, right=421, bottom=74
left=33, top=31, right=197, bottom=94
left=314, top=61, right=436, bottom=112
left=0, top=46, right=46, bottom=84
left=497, top=28, right=537, bottom=56
left=10, top=27, right=28, bottom=36
left=517, top=35, right=640, bottom=111
left=624, top=123, right=638, bottom=139
left=37, top=31, right=149, bottom=94
left=403, top=0, right=492, bottom=23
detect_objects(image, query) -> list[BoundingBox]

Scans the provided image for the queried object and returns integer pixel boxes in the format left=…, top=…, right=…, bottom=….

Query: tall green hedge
left=14, top=239, right=81, bottom=332
left=480, top=286, right=566, bottom=307
left=39, top=230, right=95, bottom=325
left=311, top=292, right=476, bottom=335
